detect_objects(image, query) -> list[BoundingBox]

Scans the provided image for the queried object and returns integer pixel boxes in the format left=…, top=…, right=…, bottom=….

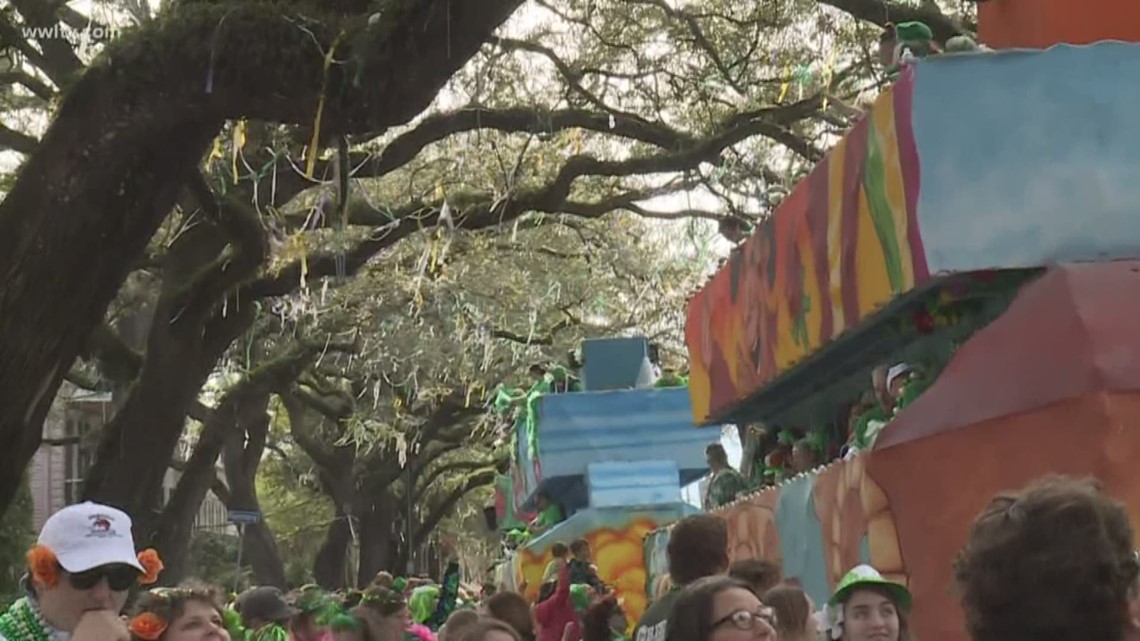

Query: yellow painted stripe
left=855, top=186, right=893, bottom=315
left=827, top=138, right=848, bottom=335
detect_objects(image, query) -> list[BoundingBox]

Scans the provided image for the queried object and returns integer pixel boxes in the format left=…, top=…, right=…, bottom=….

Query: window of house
left=63, top=414, right=92, bottom=505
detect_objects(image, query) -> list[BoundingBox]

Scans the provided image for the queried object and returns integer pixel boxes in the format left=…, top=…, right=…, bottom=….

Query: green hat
left=895, top=21, right=934, bottom=43
left=569, top=584, right=591, bottom=612
left=828, top=565, right=912, bottom=610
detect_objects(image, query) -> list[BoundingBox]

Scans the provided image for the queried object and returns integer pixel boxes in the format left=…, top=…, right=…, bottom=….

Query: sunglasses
left=68, top=565, right=140, bottom=591
left=712, top=608, right=777, bottom=632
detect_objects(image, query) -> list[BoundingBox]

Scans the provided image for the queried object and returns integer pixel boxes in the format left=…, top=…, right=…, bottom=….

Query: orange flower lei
left=26, top=545, right=59, bottom=589
left=137, top=549, right=164, bottom=585
left=128, top=612, right=168, bottom=640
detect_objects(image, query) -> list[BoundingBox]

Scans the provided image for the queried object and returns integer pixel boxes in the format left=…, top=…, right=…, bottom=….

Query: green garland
left=653, top=372, right=688, bottom=388
left=250, top=622, right=289, bottom=641
left=223, top=608, right=250, bottom=641
left=805, top=427, right=829, bottom=458
left=0, top=598, right=52, bottom=641
left=294, top=585, right=358, bottom=630
left=494, top=363, right=581, bottom=462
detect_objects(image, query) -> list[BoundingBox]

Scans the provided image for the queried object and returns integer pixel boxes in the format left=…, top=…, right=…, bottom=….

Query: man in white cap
left=884, top=363, right=913, bottom=406
left=0, top=501, right=151, bottom=641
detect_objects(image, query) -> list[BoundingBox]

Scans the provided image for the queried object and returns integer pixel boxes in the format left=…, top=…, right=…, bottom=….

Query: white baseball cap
left=37, top=502, right=144, bottom=573
left=885, top=363, right=912, bottom=390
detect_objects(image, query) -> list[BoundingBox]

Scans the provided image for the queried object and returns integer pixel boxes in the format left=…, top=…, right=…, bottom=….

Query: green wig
left=408, top=585, right=441, bottom=624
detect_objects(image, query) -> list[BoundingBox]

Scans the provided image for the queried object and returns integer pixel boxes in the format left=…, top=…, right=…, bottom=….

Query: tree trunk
left=153, top=391, right=267, bottom=584
left=356, top=493, right=396, bottom=586
left=83, top=193, right=270, bottom=527
left=0, top=120, right=217, bottom=511
left=242, top=519, right=286, bottom=589
left=313, top=506, right=353, bottom=590
left=82, top=299, right=256, bottom=532
left=222, top=395, right=285, bottom=587
left=150, top=344, right=328, bottom=583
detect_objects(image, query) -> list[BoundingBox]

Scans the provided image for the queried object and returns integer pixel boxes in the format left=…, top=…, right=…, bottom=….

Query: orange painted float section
left=980, top=0, right=1140, bottom=50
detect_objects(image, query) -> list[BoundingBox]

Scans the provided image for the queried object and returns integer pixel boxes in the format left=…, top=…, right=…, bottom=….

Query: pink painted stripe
left=893, top=66, right=929, bottom=281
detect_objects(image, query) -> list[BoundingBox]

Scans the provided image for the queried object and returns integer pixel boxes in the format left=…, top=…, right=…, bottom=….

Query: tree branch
left=817, top=0, right=963, bottom=41
left=63, top=368, right=102, bottom=392
left=172, top=183, right=270, bottom=319
left=81, top=324, right=143, bottom=382
left=414, top=455, right=505, bottom=503
left=281, top=388, right=345, bottom=473
left=0, top=122, right=38, bottom=155
left=8, top=0, right=84, bottom=85
left=358, top=106, right=695, bottom=169
left=625, top=0, right=750, bottom=96
left=245, top=102, right=795, bottom=298
left=0, top=71, right=55, bottom=100
left=292, top=382, right=355, bottom=420
left=492, top=36, right=653, bottom=126
left=413, top=468, right=496, bottom=544
left=73, top=0, right=525, bottom=135
left=489, top=318, right=573, bottom=346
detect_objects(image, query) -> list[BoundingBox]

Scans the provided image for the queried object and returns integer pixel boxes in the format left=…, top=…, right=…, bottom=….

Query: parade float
left=644, top=4, right=1140, bottom=640
left=491, top=336, right=714, bottom=624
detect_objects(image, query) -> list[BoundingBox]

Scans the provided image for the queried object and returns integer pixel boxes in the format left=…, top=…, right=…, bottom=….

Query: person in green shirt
left=632, top=514, right=729, bottom=641
left=703, top=443, right=748, bottom=509
left=528, top=492, right=564, bottom=535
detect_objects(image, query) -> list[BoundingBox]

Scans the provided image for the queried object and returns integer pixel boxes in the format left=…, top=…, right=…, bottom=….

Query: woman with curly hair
left=954, top=475, right=1140, bottom=641
left=666, top=576, right=776, bottom=641
left=126, top=582, right=234, bottom=641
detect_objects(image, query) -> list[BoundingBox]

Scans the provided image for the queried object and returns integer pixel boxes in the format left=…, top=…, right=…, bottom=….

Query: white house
left=29, top=382, right=234, bottom=534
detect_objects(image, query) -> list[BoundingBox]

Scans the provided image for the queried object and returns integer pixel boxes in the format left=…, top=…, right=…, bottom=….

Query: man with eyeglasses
left=0, top=502, right=150, bottom=641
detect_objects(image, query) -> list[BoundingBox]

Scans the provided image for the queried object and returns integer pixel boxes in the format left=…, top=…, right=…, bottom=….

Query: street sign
left=227, top=509, right=261, bottom=525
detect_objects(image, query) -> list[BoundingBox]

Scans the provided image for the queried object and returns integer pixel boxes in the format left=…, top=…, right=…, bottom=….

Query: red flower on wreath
left=129, top=612, right=168, bottom=640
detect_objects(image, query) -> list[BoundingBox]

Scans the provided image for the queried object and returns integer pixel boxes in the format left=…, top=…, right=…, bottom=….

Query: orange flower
left=26, top=545, right=59, bottom=588
left=137, top=549, right=164, bottom=585
left=129, top=612, right=168, bottom=640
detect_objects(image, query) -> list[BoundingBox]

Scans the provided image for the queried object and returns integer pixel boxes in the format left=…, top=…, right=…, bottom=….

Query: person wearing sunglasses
left=0, top=501, right=164, bottom=641
left=665, top=577, right=776, bottom=641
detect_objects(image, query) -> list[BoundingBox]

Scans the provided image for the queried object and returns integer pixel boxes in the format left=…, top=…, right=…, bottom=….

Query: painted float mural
left=643, top=454, right=904, bottom=604
left=687, top=42, right=1140, bottom=425
left=652, top=261, right=1140, bottom=641
left=505, top=507, right=689, bottom=625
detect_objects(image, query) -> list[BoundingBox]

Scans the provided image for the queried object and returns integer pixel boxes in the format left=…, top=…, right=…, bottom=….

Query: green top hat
left=828, top=565, right=912, bottom=610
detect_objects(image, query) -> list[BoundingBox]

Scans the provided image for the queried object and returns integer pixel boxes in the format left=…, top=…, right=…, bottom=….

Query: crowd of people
left=703, top=362, right=935, bottom=511
left=2, top=474, right=1137, bottom=641
left=650, top=473, right=1140, bottom=641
